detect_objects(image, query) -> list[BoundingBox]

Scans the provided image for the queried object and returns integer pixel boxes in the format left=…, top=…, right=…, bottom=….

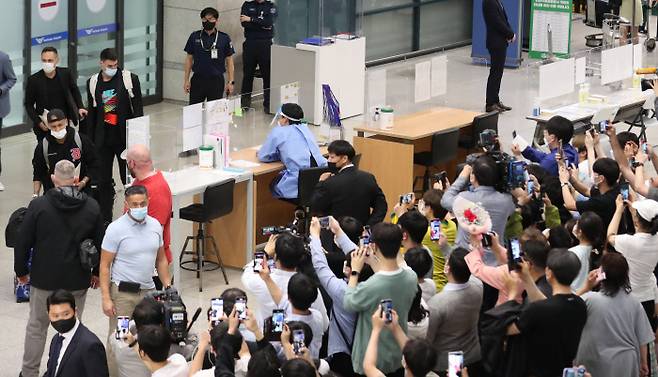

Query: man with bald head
left=16, top=159, right=104, bottom=377
left=126, top=144, right=173, bottom=266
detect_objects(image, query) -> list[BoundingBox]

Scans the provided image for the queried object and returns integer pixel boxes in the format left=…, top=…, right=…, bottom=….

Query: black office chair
left=413, top=129, right=460, bottom=192
left=179, top=179, right=234, bottom=291
left=296, top=166, right=329, bottom=233
left=458, top=111, right=499, bottom=150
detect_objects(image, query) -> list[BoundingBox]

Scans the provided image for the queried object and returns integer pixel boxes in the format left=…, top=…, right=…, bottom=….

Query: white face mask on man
left=50, top=128, right=67, bottom=139
left=42, top=62, right=56, bottom=74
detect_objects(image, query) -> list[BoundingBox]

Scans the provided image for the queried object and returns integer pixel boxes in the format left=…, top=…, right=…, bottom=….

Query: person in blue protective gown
left=257, top=103, right=327, bottom=199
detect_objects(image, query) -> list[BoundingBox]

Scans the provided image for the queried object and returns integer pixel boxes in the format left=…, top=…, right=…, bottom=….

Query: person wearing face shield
left=31, top=109, right=99, bottom=198
left=42, top=290, right=109, bottom=377
left=184, top=7, right=236, bottom=105
left=257, top=103, right=327, bottom=200
left=16, top=161, right=105, bottom=377
left=24, top=46, right=87, bottom=141
left=86, top=48, right=143, bottom=223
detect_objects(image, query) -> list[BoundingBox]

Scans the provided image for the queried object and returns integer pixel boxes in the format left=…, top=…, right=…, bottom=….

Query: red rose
left=464, top=208, right=477, bottom=223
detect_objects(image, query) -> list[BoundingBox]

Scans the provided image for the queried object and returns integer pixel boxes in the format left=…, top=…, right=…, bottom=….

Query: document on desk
left=183, top=103, right=203, bottom=129
left=601, top=44, right=633, bottom=85
left=539, top=58, right=575, bottom=100
left=414, top=61, right=431, bottom=103
left=230, top=159, right=261, bottom=168
left=431, top=56, right=447, bottom=97
left=634, top=43, right=643, bottom=70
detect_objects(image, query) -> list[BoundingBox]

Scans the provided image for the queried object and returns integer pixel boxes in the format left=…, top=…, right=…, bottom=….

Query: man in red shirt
left=125, top=144, right=172, bottom=265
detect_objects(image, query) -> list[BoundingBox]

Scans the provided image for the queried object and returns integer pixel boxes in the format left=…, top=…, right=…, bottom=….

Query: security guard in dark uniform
left=183, top=7, right=236, bottom=105
left=240, top=0, right=276, bottom=112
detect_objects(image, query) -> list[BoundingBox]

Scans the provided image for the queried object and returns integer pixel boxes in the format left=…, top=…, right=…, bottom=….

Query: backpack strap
left=89, top=74, right=99, bottom=108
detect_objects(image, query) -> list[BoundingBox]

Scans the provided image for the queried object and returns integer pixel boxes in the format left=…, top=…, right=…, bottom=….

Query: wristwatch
left=561, top=182, right=569, bottom=188
left=350, top=270, right=360, bottom=277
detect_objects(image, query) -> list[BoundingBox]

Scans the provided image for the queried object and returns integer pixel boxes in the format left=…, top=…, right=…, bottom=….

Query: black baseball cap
left=47, top=109, right=66, bottom=123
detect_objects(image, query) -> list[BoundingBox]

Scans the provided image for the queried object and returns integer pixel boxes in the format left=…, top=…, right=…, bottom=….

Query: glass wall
left=1, top=0, right=163, bottom=132
left=361, top=0, right=473, bottom=62
left=0, top=1, right=26, bottom=127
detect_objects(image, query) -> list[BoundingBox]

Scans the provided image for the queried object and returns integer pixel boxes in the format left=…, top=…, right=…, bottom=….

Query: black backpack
left=5, top=207, right=28, bottom=248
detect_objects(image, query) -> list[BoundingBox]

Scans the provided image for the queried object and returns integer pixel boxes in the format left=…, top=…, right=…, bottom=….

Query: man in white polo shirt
left=99, top=184, right=171, bottom=338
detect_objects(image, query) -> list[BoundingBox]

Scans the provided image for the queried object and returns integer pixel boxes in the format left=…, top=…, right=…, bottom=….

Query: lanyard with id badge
left=199, top=30, right=220, bottom=59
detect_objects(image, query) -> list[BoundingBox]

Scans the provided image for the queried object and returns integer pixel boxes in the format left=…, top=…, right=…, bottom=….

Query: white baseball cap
left=632, top=199, right=658, bottom=222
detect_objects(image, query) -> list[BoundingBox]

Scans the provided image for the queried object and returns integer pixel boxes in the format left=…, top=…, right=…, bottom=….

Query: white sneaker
left=0, top=181, right=4, bottom=191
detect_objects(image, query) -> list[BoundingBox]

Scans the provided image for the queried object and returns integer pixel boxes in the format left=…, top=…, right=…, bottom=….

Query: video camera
left=466, top=129, right=527, bottom=193
left=261, top=209, right=311, bottom=242
left=146, top=287, right=188, bottom=343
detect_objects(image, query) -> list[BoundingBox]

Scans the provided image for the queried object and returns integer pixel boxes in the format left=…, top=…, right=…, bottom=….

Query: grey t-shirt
left=102, top=213, right=163, bottom=289
left=576, top=291, right=655, bottom=377
left=426, top=277, right=484, bottom=371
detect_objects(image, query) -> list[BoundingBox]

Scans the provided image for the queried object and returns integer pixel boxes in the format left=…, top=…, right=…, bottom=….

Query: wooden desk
left=353, top=107, right=480, bottom=213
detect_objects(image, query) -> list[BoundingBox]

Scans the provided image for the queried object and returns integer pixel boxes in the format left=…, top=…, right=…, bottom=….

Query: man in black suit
left=311, top=140, right=387, bottom=226
left=43, top=290, right=109, bottom=377
left=483, top=0, right=516, bottom=113
left=24, top=46, right=87, bottom=141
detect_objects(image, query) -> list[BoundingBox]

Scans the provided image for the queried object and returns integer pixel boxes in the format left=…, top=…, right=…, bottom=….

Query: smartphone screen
left=319, top=216, right=330, bottom=229
left=448, top=351, right=464, bottom=377
left=210, top=298, right=223, bottom=325
left=510, top=238, right=522, bottom=261
left=116, top=316, right=130, bottom=340
left=272, top=309, right=285, bottom=333
left=235, top=297, right=247, bottom=320
left=380, top=299, right=393, bottom=323
left=267, top=258, right=276, bottom=271
left=481, top=233, right=493, bottom=248
left=430, top=219, right=442, bottom=241
left=562, top=368, right=576, bottom=377
left=293, top=329, right=305, bottom=354
left=253, top=252, right=265, bottom=272
left=599, top=120, right=608, bottom=133
left=621, top=184, right=629, bottom=201
left=527, top=180, right=535, bottom=194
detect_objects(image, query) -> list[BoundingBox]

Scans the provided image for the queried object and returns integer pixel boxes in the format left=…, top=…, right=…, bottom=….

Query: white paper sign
left=601, top=44, right=633, bottom=85
left=127, top=115, right=150, bottom=148
left=182, top=125, right=202, bottom=152
left=414, top=61, right=431, bottom=103
left=281, top=82, right=300, bottom=104
left=367, top=69, right=387, bottom=108
left=183, top=103, right=203, bottom=129
left=431, top=56, right=448, bottom=97
left=633, top=43, right=643, bottom=70
left=539, top=58, right=575, bottom=100
left=575, top=57, right=586, bottom=84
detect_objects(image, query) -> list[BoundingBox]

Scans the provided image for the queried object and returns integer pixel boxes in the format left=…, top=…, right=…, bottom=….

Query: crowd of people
left=4, top=3, right=658, bottom=377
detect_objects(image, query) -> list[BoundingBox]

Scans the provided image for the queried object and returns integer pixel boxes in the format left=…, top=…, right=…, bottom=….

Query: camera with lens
left=146, top=287, right=188, bottom=343
left=467, top=130, right=527, bottom=193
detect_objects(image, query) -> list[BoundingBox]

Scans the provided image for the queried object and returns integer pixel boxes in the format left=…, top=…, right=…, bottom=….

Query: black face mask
left=202, top=21, right=216, bottom=31
left=51, top=315, right=76, bottom=334
left=327, top=162, right=339, bottom=174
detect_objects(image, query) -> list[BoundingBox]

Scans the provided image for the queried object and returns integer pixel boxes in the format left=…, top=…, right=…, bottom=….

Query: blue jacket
left=522, top=143, right=579, bottom=177
left=0, top=51, right=16, bottom=119
left=257, top=123, right=327, bottom=198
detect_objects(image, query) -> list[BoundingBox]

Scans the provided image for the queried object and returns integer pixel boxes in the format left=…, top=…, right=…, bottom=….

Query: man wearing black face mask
left=311, top=140, right=387, bottom=226
left=184, top=7, right=236, bottom=105
left=43, top=290, right=109, bottom=377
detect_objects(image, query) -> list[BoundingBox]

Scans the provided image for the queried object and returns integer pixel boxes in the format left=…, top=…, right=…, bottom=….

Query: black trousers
left=98, top=143, right=127, bottom=223
left=241, top=39, right=272, bottom=109
left=329, top=352, right=357, bottom=377
left=189, top=74, right=225, bottom=105
left=486, top=46, right=507, bottom=106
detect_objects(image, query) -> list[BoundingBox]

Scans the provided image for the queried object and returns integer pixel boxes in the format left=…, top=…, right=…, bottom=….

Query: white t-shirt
left=615, top=233, right=658, bottom=302
left=152, top=354, right=189, bottom=377
left=192, top=355, right=250, bottom=377
left=569, top=245, right=592, bottom=292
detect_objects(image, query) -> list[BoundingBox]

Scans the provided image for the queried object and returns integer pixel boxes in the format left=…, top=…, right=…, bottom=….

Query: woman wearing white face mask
left=31, top=109, right=99, bottom=197
left=24, top=46, right=87, bottom=141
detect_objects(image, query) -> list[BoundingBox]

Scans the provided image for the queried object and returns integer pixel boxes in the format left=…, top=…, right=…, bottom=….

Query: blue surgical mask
left=129, top=207, right=148, bottom=221
left=104, top=67, right=118, bottom=77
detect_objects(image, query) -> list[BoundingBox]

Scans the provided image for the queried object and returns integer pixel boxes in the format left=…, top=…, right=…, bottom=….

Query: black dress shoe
left=497, top=102, right=512, bottom=111
left=485, top=104, right=502, bottom=113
